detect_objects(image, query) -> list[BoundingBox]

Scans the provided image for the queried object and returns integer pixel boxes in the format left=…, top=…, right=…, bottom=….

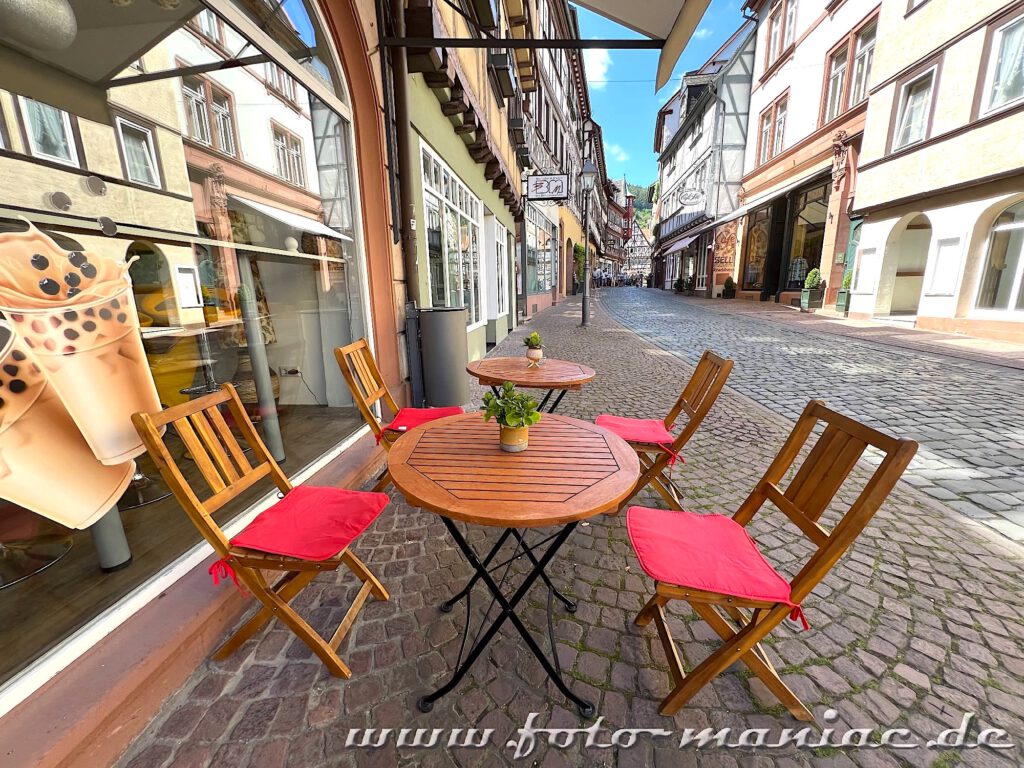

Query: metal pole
left=581, top=193, right=591, bottom=327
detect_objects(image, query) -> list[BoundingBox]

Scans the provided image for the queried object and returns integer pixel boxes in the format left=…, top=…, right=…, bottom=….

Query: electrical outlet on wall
left=278, top=367, right=301, bottom=377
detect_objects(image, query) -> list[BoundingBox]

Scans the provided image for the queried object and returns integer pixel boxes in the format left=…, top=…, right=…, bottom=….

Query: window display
left=0, top=0, right=368, bottom=684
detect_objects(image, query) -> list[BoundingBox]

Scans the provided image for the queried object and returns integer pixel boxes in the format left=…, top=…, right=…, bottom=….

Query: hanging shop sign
left=526, top=174, right=569, bottom=201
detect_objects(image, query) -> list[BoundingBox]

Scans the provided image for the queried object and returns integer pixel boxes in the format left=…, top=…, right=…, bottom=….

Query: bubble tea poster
left=0, top=219, right=163, bottom=528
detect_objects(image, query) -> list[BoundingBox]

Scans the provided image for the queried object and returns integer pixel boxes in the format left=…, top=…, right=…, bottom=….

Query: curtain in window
left=26, top=100, right=72, bottom=162
left=992, top=19, right=1024, bottom=109
left=122, top=127, right=156, bottom=185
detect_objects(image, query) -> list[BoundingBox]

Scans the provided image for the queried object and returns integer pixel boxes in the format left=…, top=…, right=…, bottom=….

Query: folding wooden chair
left=335, top=338, right=461, bottom=491
left=132, top=384, right=389, bottom=678
left=627, top=399, right=917, bottom=720
left=596, top=349, right=733, bottom=512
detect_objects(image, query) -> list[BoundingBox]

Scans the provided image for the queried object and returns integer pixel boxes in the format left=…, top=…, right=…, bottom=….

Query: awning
left=227, top=195, right=352, bottom=242
left=573, top=1, right=713, bottom=90
left=663, top=234, right=697, bottom=254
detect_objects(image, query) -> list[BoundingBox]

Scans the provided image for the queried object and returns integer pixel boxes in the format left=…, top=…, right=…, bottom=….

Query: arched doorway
left=975, top=200, right=1024, bottom=314
left=878, top=214, right=932, bottom=318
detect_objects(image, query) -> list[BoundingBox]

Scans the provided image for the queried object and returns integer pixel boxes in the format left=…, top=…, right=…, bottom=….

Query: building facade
left=732, top=0, right=877, bottom=306
left=624, top=226, right=654, bottom=280
left=849, top=0, right=1024, bottom=340
left=652, top=22, right=755, bottom=295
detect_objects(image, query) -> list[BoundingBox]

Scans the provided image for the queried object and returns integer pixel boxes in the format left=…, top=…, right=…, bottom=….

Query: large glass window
left=825, top=49, right=848, bottom=123
left=784, top=181, right=831, bottom=290
left=526, top=204, right=557, bottom=294
left=0, top=0, right=367, bottom=685
left=983, top=15, right=1024, bottom=114
left=850, top=22, right=876, bottom=105
left=496, top=224, right=509, bottom=316
left=421, top=146, right=483, bottom=326
left=894, top=70, right=935, bottom=149
left=743, top=206, right=771, bottom=291
left=976, top=201, right=1024, bottom=312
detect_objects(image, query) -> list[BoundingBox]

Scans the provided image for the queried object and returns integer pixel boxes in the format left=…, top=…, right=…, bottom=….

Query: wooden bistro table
left=466, top=357, right=596, bottom=413
left=388, top=412, right=639, bottom=716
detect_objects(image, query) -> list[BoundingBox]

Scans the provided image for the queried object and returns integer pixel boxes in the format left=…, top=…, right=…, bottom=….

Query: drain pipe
left=384, top=0, right=426, bottom=405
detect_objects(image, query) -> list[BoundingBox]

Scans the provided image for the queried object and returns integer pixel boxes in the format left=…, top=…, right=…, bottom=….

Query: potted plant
left=673, top=276, right=685, bottom=294
left=523, top=331, right=544, bottom=367
left=482, top=381, right=542, bottom=453
left=800, top=268, right=825, bottom=311
left=835, top=272, right=853, bottom=316
left=722, top=276, right=736, bottom=299
left=683, top=275, right=696, bottom=296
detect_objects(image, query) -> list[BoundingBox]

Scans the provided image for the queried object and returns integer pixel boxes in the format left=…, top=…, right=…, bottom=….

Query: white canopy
left=572, top=0, right=713, bottom=90
left=228, top=195, right=352, bottom=242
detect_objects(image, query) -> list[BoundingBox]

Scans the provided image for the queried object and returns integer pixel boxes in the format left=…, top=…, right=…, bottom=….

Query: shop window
left=273, top=125, right=305, bottom=186
left=976, top=201, right=1024, bottom=311
left=421, top=146, right=483, bottom=326
left=893, top=69, right=935, bottom=150
left=115, top=117, right=162, bottom=188
left=982, top=15, right=1024, bottom=115
left=784, top=181, right=830, bottom=291
left=526, top=203, right=557, bottom=296
left=743, top=206, right=771, bottom=291
left=496, top=223, right=509, bottom=316
left=18, top=97, right=80, bottom=167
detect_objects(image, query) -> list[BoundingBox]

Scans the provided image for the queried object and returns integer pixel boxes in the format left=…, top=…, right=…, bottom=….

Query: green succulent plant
left=804, top=268, right=822, bottom=290
left=842, top=272, right=853, bottom=290
left=482, top=381, right=542, bottom=428
left=523, top=331, right=543, bottom=349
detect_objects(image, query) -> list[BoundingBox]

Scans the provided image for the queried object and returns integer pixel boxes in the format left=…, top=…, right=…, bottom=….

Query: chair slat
left=174, top=415, right=227, bottom=495
left=207, top=406, right=254, bottom=473
left=204, top=462, right=273, bottom=513
left=190, top=410, right=241, bottom=484
left=763, top=483, right=830, bottom=547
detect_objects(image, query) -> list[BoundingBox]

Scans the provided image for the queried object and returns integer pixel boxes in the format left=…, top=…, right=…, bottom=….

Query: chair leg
left=213, top=569, right=318, bottom=661
left=371, top=469, right=393, bottom=493
left=692, top=603, right=813, bottom=721
left=342, top=549, right=389, bottom=601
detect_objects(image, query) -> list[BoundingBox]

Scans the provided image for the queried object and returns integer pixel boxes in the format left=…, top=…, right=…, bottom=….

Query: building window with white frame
left=824, top=48, right=848, bottom=123
left=925, top=238, right=962, bottom=296
left=772, top=97, right=787, bottom=156
left=496, top=223, right=509, bottom=316
left=115, top=117, right=161, bottom=188
left=976, top=200, right=1024, bottom=312
left=182, top=76, right=211, bottom=146
left=421, top=145, right=483, bottom=326
left=19, top=97, right=80, bottom=167
left=982, top=15, right=1024, bottom=114
left=850, top=21, right=876, bottom=105
left=267, top=62, right=298, bottom=103
left=893, top=69, right=935, bottom=150
left=273, top=126, right=305, bottom=186
left=211, top=91, right=236, bottom=156
left=783, top=0, right=798, bottom=47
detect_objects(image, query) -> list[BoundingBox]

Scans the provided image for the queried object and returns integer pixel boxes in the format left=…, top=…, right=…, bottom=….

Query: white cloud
left=605, top=142, right=629, bottom=163
left=694, top=27, right=713, bottom=39
left=584, top=48, right=611, bottom=90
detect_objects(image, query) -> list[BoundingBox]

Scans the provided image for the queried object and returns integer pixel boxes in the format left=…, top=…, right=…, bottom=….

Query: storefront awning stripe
left=227, top=195, right=353, bottom=242
left=663, top=234, right=698, bottom=254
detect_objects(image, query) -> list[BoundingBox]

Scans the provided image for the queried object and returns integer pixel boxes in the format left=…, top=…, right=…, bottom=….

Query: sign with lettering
left=679, top=188, right=705, bottom=207
left=526, top=174, right=569, bottom=201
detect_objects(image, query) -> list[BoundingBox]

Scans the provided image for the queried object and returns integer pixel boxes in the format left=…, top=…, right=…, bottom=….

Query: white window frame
left=211, top=90, right=236, bottom=157
left=972, top=212, right=1024, bottom=317
left=420, top=142, right=485, bottom=331
left=893, top=67, right=936, bottom=150
left=18, top=96, right=80, bottom=168
left=783, top=0, right=798, bottom=48
left=825, top=48, right=848, bottom=123
left=272, top=126, right=304, bottom=186
left=496, top=222, right=509, bottom=316
left=923, top=237, right=962, bottom=296
left=772, top=98, right=787, bottom=156
left=850, top=21, right=877, bottom=106
left=114, top=116, right=162, bottom=188
left=980, top=14, right=1024, bottom=116
left=182, top=78, right=212, bottom=146
left=852, top=247, right=877, bottom=294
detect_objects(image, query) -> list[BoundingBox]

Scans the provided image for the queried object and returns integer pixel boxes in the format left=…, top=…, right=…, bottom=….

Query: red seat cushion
left=596, top=415, right=675, bottom=446
left=384, top=406, right=464, bottom=435
left=230, top=486, right=388, bottom=561
left=626, top=506, right=794, bottom=606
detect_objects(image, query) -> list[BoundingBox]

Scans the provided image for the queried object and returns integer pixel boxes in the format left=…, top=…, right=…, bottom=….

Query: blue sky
left=575, top=0, right=744, bottom=186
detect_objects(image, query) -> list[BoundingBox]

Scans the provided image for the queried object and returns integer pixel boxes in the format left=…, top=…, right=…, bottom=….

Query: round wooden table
left=388, top=412, right=639, bottom=716
left=466, top=356, right=596, bottom=413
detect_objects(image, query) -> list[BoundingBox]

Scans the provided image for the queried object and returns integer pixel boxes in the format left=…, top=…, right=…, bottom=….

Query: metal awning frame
left=382, top=37, right=662, bottom=49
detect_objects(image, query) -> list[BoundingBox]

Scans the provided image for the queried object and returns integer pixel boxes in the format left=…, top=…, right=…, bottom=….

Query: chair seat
left=384, top=406, right=464, bottom=435
left=595, top=414, right=675, bottom=445
left=626, top=506, right=794, bottom=606
left=230, top=486, right=389, bottom=561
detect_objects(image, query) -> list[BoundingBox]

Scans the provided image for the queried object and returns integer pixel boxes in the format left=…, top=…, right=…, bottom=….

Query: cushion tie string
left=788, top=605, right=810, bottom=631
left=209, top=557, right=246, bottom=594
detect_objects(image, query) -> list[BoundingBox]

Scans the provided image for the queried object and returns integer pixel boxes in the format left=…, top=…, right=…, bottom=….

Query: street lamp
left=580, top=158, right=598, bottom=327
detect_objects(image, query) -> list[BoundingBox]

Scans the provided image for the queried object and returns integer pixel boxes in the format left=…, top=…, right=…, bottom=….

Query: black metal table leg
left=546, top=389, right=569, bottom=413
left=439, top=528, right=513, bottom=612
left=419, top=520, right=595, bottom=717
left=537, top=389, right=555, bottom=411
left=509, top=529, right=576, bottom=612
left=490, top=385, right=500, bottom=397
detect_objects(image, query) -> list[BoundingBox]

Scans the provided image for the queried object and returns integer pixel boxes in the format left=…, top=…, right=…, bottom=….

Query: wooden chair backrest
left=664, top=349, right=734, bottom=452
left=131, top=383, right=291, bottom=557
left=334, top=339, right=399, bottom=442
left=732, top=400, right=918, bottom=604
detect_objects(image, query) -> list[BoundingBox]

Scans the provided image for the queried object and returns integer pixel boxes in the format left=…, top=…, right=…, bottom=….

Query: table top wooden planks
left=387, top=413, right=640, bottom=527
left=466, top=357, right=596, bottom=391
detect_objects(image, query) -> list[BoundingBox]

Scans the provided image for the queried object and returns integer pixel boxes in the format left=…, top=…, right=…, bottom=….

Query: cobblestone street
left=602, top=288, right=1024, bottom=543
left=116, top=294, right=1024, bottom=768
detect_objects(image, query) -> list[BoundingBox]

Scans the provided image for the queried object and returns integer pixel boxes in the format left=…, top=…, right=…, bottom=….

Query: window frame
left=180, top=71, right=239, bottom=158
left=819, top=13, right=878, bottom=128
left=977, top=9, right=1024, bottom=118
left=271, top=122, right=306, bottom=187
left=890, top=64, right=939, bottom=152
left=973, top=202, right=1024, bottom=315
left=190, top=8, right=225, bottom=47
left=16, top=96, right=82, bottom=168
left=114, top=115, right=163, bottom=189
left=756, top=90, right=789, bottom=167
left=823, top=46, right=849, bottom=124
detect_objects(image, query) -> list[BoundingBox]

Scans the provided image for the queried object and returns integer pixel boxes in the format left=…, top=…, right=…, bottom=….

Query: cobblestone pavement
left=116, top=294, right=1024, bottom=768
left=602, top=288, right=1024, bottom=543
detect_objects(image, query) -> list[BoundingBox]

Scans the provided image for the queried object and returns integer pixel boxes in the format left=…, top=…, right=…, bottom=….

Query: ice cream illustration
left=0, top=219, right=163, bottom=464
left=0, top=321, right=134, bottom=528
